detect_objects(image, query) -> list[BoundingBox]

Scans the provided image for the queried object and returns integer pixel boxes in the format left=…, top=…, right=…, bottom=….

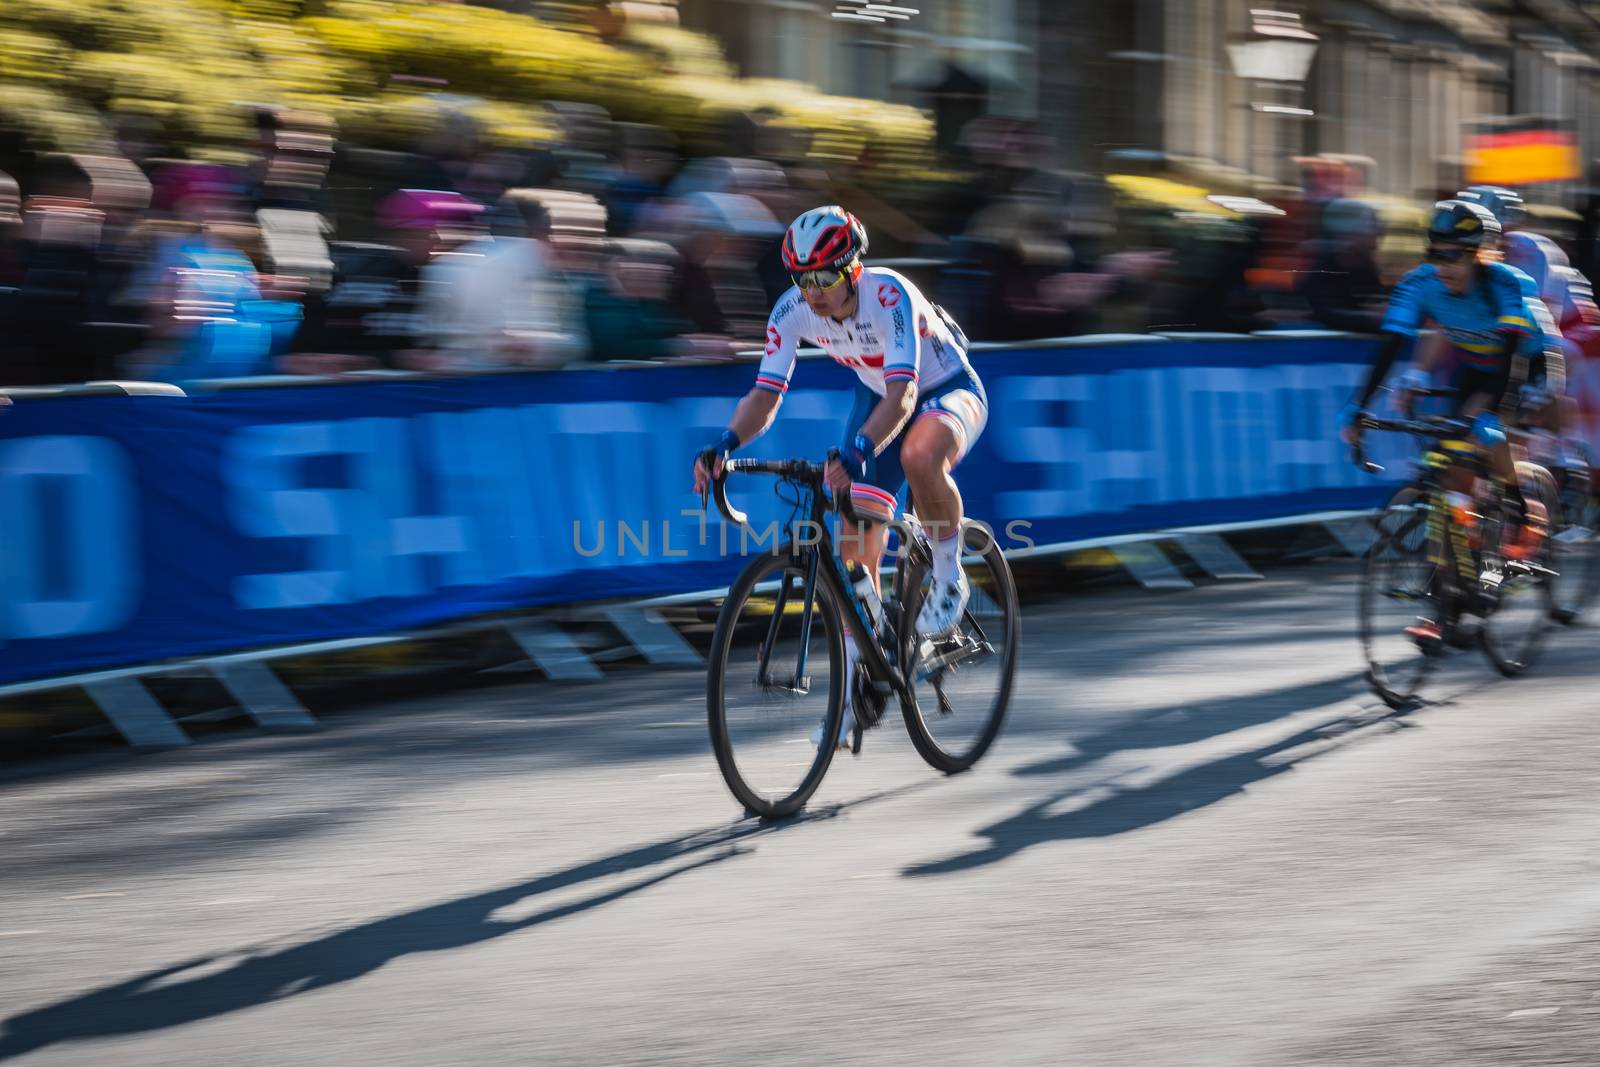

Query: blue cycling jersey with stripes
left=1380, top=260, right=1548, bottom=367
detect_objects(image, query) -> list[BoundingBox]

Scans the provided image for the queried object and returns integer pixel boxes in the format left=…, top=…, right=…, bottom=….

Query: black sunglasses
left=1427, top=246, right=1470, bottom=264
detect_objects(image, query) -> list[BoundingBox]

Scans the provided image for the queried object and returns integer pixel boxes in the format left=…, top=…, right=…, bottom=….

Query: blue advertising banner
left=0, top=337, right=1408, bottom=686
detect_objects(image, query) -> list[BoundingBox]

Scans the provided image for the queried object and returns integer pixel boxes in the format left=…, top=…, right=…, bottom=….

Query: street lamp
left=1226, top=9, right=1320, bottom=187
left=1226, top=9, right=1320, bottom=85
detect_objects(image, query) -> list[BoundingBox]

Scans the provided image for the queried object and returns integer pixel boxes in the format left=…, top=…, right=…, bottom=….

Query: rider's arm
left=1354, top=330, right=1409, bottom=410
left=1355, top=266, right=1429, bottom=408
left=723, top=291, right=805, bottom=449
left=725, top=387, right=783, bottom=447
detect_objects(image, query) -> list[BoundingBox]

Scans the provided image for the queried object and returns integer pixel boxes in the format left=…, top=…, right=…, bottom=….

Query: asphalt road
left=4, top=560, right=1600, bottom=1066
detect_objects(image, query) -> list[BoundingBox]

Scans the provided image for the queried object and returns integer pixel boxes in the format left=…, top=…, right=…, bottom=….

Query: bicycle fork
left=756, top=551, right=820, bottom=695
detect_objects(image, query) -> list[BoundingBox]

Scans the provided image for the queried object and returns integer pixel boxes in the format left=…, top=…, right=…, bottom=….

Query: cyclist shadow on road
left=1008, top=669, right=1376, bottom=781
left=0, top=788, right=911, bottom=1063
left=904, top=709, right=1406, bottom=879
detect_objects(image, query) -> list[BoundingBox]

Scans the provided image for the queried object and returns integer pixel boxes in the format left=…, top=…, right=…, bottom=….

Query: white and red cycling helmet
left=781, top=205, right=868, bottom=277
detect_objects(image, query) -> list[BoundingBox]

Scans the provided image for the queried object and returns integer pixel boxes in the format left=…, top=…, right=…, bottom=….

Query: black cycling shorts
left=1450, top=362, right=1512, bottom=416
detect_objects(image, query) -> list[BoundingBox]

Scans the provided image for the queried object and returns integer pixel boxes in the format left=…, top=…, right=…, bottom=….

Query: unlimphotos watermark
left=573, top=510, right=1035, bottom=560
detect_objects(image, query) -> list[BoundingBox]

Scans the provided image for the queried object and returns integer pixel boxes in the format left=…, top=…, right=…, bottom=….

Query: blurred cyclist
left=691, top=206, right=987, bottom=748
left=1345, top=198, right=1562, bottom=645
left=1463, top=185, right=1597, bottom=468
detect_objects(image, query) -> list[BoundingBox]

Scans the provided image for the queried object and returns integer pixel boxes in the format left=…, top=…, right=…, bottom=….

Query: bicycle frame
left=712, top=457, right=913, bottom=703
left=1355, top=409, right=1496, bottom=617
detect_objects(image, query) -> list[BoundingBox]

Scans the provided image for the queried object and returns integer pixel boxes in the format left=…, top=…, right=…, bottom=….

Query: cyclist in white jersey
left=691, top=206, right=989, bottom=748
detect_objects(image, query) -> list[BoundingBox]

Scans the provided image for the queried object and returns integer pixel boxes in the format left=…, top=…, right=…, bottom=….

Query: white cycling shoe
left=810, top=706, right=855, bottom=751
left=916, top=571, right=970, bottom=636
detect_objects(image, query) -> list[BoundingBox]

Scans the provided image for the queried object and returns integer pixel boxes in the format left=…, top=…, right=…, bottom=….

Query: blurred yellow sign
left=1465, top=120, right=1580, bottom=186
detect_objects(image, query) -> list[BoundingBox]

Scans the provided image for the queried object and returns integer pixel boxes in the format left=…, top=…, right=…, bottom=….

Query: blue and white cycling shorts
left=840, top=367, right=988, bottom=521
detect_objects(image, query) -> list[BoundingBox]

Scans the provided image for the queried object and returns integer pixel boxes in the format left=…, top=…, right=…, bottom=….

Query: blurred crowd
left=3, top=101, right=1597, bottom=389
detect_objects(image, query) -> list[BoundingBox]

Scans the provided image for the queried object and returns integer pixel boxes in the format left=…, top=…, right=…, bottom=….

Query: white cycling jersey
left=754, top=267, right=972, bottom=398
left=1504, top=230, right=1596, bottom=332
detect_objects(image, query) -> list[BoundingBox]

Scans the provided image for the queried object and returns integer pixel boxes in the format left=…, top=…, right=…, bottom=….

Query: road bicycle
left=1353, top=396, right=1561, bottom=708
left=703, top=452, right=1019, bottom=818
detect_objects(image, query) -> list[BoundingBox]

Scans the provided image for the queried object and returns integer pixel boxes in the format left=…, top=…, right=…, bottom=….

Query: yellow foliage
left=0, top=28, right=72, bottom=88
left=0, top=84, right=113, bottom=152
left=621, top=22, right=733, bottom=79
left=0, top=0, right=934, bottom=164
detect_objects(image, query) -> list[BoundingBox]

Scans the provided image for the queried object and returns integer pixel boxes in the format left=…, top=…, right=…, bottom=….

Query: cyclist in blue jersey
left=691, top=206, right=988, bottom=749
left=1462, top=185, right=1592, bottom=456
left=1346, top=198, right=1562, bottom=642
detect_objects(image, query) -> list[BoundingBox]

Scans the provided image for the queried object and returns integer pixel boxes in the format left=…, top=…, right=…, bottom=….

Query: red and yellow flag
left=1465, top=118, right=1580, bottom=186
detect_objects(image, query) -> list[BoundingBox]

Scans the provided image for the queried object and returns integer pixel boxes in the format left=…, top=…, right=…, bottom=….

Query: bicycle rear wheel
left=707, top=546, right=846, bottom=818
left=897, top=520, right=1019, bottom=774
left=1550, top=445, right=1600, bottom=624
left=1359, top=487, right=1438, bottom=708
left=1482, top=464, right=1557, bottom=676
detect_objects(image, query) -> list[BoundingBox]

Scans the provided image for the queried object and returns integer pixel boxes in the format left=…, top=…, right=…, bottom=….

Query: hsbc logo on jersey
left=877, top=284, right=901, bottom=309
left=765, top=325, right=781, bottom=356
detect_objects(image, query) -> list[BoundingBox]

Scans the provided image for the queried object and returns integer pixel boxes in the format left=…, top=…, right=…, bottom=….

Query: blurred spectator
left=8, top=154, right=155, bottom=385
left=418, top=189, right=588, bottom=370
left=408, top=107, right=484, bottom=196
left=127, top=162, right=279, bottom=383
left=1298, top=198, right=1387, bottom=333
left=663, top=190, right=779, bottom=349
left=286, top=188, right=482, bottom=374
left=960, top=170, right=1169, bottom=340
left=667, top=156, right=791, bottom=218
left=0, top=169, right=21, bottom=286
left=545, top=102, right=617, bottom=199
left=1246, top=156, right=1369, bottom=326
left=246, top=109, right=336, bottom=213
left=75, top=153, right=156, bottom=375
left=247, top=108, right=338, bottom=301
left=583, top=237, right=695, bottom=361
left=1146, top=210, right=1263, bottom=334
left=113, top=115, right=165, bottom=174
left=604, top=123, right=677, bottom=237
left=0, top=170, right=21, bottom=381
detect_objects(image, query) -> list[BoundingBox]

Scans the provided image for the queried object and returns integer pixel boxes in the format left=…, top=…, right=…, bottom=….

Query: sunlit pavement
left=4, top=560, right=1600, bottom=1065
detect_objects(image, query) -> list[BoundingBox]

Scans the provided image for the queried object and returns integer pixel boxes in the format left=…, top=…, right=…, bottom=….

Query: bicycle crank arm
left=1504, top=559, right=1561, bottom=579
left=915, top=639, right=995, bottom=681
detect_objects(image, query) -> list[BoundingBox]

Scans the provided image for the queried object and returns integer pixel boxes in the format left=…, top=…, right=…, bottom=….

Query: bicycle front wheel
left=897, top=520, right=1020, bottom=774
left=1359, top=486, right=1438, bottom=709
left=707, top=546, right=847, bottom=818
